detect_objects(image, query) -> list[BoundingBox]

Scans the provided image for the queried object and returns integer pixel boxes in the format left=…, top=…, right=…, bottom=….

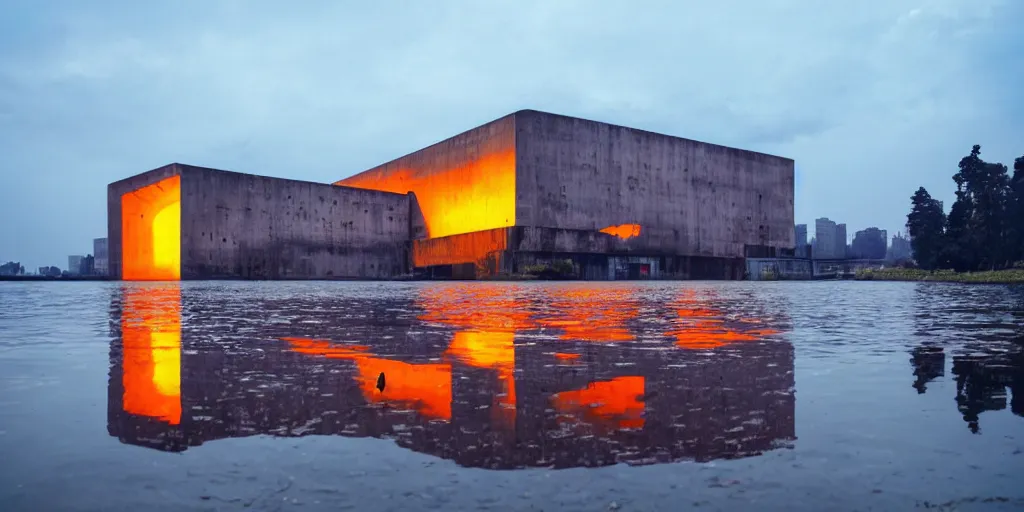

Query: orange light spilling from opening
left=336, top=149, right=516, bottom=239
left=599, top=224, right=642, bottom=240
left=282, top=337, right=452, bottom=421
left=551, top=376, right=645, bottom=430
left=121, top=284, right=182, bottom=425
left=122, top=175, right=181, bottom=281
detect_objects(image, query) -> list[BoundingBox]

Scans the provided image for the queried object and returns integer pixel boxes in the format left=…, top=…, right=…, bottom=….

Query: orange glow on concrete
left=336, top=149, right=516, bottom=239
left=538, top=287, right=639, bottom=342
left=551, top=376, right=645, bottom=430
left=282, top=337, right=452, bottom=421
left=599, top=224, right=642, bottom=240
left=122, top=175, right=181, bottom=281
left=412, top=228, right=508, bottom=270
left=121, top=284, right=182, bottom=425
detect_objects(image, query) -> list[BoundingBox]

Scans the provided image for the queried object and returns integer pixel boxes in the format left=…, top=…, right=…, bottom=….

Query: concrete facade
left=108, top=109, right=794, bottom=281
left=513, top=110, right=794, bottom=258
left=336, top=110, right=794, bottom=280
left=108, top=164, right=412, bottom=280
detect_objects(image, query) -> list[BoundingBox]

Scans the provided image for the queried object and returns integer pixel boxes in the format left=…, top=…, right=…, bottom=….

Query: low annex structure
left=108, top=110, right=794, bottom=280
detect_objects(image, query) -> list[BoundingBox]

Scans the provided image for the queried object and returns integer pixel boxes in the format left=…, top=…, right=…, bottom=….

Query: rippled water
left=0, top=281, right=1022, bottom=511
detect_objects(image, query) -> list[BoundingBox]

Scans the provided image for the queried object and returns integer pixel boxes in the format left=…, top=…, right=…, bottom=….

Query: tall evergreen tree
left=946, top=145, right=1010, bottom=270
left=907, top=187, right=946, bottom=270
left=1009, top=156, right=1024, bottom=264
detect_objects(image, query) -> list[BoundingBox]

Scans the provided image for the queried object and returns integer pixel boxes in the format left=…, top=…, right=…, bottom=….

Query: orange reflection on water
left=669, top=291, right=781, bottom=350
left=122, top=175, right=181, bottom=281
left=599, top=223, right=642, bottom=240
left=417, top=285, right=537, bottom=333
left=552, top=352, right=582, bottom=362
left=121, top=284, right=182, bottom=425
left=445, top=331, right=516, bottom=426
left=552, top=376, right=645, bottom=430
left=282, top=337, right=452, bottom=421
left=538, top=287, right=638, bottom=342
left=336, top=149, right=516, bottom=239
left=417, top=287, right=525, bottom=427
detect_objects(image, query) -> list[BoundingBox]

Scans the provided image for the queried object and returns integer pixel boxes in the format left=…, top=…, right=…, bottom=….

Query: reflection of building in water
left=108, top=284, right=796, bottom=468
left=107, top=284, right=185, bottom=451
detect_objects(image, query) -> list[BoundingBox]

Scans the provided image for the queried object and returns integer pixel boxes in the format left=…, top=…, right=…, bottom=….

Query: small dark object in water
left=376, top=372, right=386, bottom=393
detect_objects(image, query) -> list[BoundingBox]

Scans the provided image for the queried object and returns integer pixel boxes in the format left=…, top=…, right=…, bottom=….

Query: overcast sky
left=2, top=0, right=1022, bottom=270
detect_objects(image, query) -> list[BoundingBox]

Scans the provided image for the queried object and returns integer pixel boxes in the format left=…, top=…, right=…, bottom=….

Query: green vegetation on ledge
left=855, top=267, right=1024, bottom=284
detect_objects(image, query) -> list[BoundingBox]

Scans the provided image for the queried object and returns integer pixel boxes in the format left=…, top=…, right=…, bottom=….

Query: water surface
left=0, top=281, right=1021, bottom=511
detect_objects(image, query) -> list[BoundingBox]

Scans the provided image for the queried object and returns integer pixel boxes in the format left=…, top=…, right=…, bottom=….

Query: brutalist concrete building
left=108, top=110, right=794, bottom=280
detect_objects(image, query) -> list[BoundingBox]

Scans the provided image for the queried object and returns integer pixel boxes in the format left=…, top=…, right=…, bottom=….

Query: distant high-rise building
left=79, top=255, right=95, bottom=276
left=889, top=231, right=913, bottom=262
left=794, top=224, right=809, bottom=258
left=94, top=238, right=109, bottom=276
left=852, top=227, right=888, bottom=259
left=836, top=224, right=847, bottom=259
left=67, top=255, right=84, bottom=276
left=814, top=218, right=838, bottom=259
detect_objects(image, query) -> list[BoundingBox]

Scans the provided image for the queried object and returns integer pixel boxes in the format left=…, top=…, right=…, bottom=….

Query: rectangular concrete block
left=514, top=110, right=795, bottom=259
left=108, top=164, right=412, bottom=280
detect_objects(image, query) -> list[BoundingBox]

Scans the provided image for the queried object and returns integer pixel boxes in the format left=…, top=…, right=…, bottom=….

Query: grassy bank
left=855, top=267, right=1024, bottom=284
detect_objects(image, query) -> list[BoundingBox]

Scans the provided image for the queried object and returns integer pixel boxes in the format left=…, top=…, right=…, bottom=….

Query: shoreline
left=854, top=268, right=1024, bottom=284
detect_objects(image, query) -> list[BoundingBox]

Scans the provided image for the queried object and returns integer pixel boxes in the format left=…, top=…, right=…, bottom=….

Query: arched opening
left=122, top=175, right=181, bottom=280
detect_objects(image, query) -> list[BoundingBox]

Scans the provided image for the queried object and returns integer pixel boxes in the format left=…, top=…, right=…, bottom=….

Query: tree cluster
left=0, top=261, right=25, bottom=276
left=907, top=146, right=1024, bottom=271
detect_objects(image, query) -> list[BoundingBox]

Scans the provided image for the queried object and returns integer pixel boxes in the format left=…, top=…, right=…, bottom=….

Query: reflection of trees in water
left=910, top=345, right=944, bottom=394
left=911, top=283, right=1024, bottom=433
left=952, top=354, right=1023, bottom=434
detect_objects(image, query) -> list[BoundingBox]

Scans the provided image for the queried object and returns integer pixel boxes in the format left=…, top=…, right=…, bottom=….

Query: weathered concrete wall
left=513, top=110, right=795, bottom=259
left=107, top=164, right=182, bottom=280
left=412, top=228, right=509, bottom=276
left=335, top=115, right=516, bottom=240
left=178, top=165, right=411, bottom=279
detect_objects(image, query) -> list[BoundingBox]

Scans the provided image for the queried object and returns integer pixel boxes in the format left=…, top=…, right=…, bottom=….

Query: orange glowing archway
left=122, top=175, right=181, bottom=281
left=121, top=284, right=182, bottom=425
